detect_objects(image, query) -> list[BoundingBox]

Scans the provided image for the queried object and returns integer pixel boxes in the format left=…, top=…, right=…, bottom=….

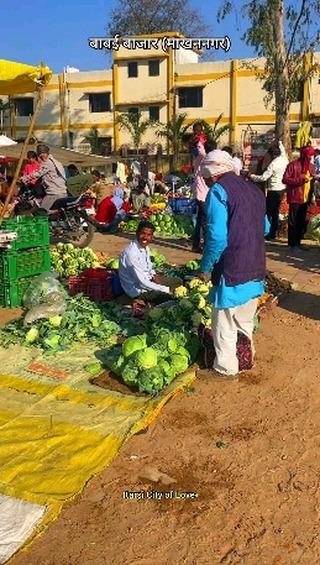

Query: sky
left=1, top=0, right=256, bottom=73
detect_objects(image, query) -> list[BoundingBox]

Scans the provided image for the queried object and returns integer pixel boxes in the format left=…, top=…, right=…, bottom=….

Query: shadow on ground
left=280, top=289, right=320, bottom=321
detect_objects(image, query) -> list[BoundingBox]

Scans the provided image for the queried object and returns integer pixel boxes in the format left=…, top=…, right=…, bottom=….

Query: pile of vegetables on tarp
left=50, top=243, right=100, bottom=277
left=0, top=294, right=120, bottom=354
left=120, top=213, right=193, bottom=239
left=102, top=300, right=200, bottom=394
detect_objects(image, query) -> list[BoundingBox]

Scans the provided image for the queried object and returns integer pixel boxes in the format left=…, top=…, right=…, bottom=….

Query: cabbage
left=138, top=368, right=164, bottom=394
left=176, top=346, right=191, bottom=361
left=122, top=362, right=140, bottom=386
left=171, top=354, right=189, bottom=375
left=148, top=307, right=163, bottom=321
left=111, top=354, right=126, bottom=377
left=136, top=347, right=158, bottom=370
left=122, top=334, right=147, bottom=358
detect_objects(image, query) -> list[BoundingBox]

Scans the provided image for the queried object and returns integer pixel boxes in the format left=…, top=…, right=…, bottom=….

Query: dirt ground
left=5, top=233, right=320, bottom=565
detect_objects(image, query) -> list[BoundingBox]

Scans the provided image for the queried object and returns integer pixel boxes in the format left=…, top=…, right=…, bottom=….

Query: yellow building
left=2, top=33, right=318, bottom=155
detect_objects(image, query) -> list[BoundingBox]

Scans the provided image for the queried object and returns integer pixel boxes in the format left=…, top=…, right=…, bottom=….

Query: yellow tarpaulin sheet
left=0, top=349, right=195, bottom=558
left=0, top=60, right=52, bottom=95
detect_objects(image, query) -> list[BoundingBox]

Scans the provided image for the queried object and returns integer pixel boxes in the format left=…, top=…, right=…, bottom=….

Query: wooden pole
left=0, top=87, right=44, bottom=221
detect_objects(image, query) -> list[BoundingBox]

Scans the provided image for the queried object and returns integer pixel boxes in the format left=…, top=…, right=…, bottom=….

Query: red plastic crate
left=67, top=268, right=115, bottom=302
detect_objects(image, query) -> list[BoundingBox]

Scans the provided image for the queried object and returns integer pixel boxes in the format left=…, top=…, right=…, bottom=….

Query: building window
left=178, top=87, right=203, bottom=108
left=149, top=106, right=160, bottom=121
left=14, top=97, right=34, bottom=117
left=128, top=107, right=139, bottom=115
left=149, top=60, right=160, bottom=77
left=88, top=93, right=111, bottom=113
left=128, top=62, right=138, bottom=78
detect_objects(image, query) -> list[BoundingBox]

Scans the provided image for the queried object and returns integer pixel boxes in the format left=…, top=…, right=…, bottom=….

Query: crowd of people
left=1, top=133, right=318, bottom=381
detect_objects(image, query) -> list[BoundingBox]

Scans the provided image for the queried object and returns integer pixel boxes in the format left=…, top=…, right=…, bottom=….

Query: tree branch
left=285, top=0, right=307, bottom=65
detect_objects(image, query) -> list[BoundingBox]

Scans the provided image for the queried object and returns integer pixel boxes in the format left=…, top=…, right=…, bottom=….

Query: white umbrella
left=0, top=134, right=17, bottom=147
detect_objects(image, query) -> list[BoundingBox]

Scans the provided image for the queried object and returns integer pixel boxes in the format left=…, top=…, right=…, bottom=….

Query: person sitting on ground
left=20, top=144, right=68, bottom=211
left=154, top=172, right=169, bottom=194
left=66, top=164, right=93, bottom=197
left=199, top=149, right=269, bottom=379
left=119, top=220, right=170, bottom=299
left=90, top=170, right=114, bottom=207
left=131, top=179, right=151, bottom=212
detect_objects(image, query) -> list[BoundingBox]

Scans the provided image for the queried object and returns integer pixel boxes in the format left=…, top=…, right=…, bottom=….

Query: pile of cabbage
left=149, top=213, right=193, bottom=239
left=51, top=243, right=100, bottom=277
left=307, top=214, right=320, bottom=242
left=0, top=295, right=120, bottom=354
left=105, top=327, right=199, bottom=395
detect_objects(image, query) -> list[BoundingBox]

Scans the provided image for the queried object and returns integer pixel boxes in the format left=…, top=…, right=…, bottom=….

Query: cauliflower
left=174, top=285, right=188, bottom=298
left=188, top=279, right=202, bottom=290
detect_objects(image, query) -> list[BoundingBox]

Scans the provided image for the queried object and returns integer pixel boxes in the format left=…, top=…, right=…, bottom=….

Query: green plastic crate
left=0, top=276, right=38, bottom=308
left=0, top=247, right=51, bottom=280
left=0, top=216, right=50, bottom=250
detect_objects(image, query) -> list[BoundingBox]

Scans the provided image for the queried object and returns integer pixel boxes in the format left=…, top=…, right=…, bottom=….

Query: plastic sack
left=23, top=272, right=67, bottom=325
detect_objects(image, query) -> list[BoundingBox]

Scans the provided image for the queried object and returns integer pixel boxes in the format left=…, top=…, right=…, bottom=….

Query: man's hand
left=199, top=272, right=210, bottom=282
left=152, top=274, right=162, bottom=284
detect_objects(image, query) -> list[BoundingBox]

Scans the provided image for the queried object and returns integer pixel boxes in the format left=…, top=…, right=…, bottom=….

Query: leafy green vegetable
left=25, top=327, right=39, bottom=344
left=122, top=334, right=147, bottom=358
left=138, top=368, right=164, bottom=394
left=136, top=347, right=158, bottom=370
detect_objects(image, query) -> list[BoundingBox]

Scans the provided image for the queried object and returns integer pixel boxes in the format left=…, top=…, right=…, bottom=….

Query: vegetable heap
left=150, top=247, right=166, bottom=269
left=120, top=213, right=193, bottom=239
left=104, top=257, right=120, bottom=269
left=0, top=295, right=120, bottom=354
left=150, top=213, right=193, bottom=239
left=105, top=327, right=198, bottom=395
left=51, top=243, right=100, bottom=277
left=307, top=214, right=320, bottom=242
left=173, top=278, right=212, bottom=328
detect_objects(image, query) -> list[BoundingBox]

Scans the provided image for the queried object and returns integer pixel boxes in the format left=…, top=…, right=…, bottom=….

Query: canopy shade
left=0, top=60, right=52, bottom=95
left=0, top=134, right=17, bottom=147
left=0, top=141, right=116, bottom=167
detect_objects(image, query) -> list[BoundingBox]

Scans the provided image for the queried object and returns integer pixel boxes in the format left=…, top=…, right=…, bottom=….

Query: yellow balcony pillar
left=230, top=59, right=238, bottom=147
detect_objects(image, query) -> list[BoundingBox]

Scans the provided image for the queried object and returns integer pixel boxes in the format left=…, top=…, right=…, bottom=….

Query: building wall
left=4, top=40, right=318, bottom=155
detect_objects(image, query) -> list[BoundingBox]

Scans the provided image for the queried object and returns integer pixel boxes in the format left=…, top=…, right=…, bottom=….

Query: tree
left=156, top=112, right=191, bottom=168
left=83, top=126, right=105, bottom=155
left=196, top=114, right=231, bottom=145
left=107, top=0, right=207, bottom=37
left=115, top=110, right=155, bottom=152
left=218, top=0, right=320, bottom=154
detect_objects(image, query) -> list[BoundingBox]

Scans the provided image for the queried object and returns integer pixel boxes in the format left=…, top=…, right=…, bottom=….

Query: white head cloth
left=201, top=149, right=236, bottom=178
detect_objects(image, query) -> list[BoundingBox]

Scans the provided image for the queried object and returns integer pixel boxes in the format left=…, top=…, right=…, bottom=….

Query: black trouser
left=193, top=200, right=206, bottom=249
left=266, top=190, right=284, bottom=239
left=288, top=203, right=308, bottom=247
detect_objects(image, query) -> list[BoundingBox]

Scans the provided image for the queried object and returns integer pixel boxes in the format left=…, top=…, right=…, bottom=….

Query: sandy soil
left=4, top=233, right=320, bottom=565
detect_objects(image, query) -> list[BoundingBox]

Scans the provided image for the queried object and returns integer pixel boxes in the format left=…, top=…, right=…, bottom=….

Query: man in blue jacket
left=199, top=150, right=269, bottom=378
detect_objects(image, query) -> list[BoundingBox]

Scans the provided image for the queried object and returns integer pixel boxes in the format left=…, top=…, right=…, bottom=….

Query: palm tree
left=83, top=126, right=104, bottom=155
left=156, top=112, right=191, bottom=169
left=194, top=114, right=231, bottom=145
left=115, top=111, right=154, bottom=153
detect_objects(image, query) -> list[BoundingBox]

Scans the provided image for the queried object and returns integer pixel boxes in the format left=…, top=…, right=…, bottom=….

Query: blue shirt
left=200, top=183, right=270, bottom=309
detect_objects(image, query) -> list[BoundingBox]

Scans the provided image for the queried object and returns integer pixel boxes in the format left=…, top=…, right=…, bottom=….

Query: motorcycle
left=15, top=186, right=96, bottom=248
